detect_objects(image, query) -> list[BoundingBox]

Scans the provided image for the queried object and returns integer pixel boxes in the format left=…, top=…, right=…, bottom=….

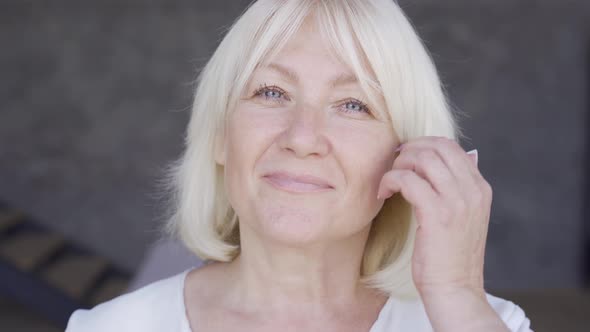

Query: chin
left=255, top=208, right=330, bottom=246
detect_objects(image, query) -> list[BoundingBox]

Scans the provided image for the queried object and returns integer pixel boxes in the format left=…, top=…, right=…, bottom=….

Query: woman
left=67, top=0, right=532, bottom=331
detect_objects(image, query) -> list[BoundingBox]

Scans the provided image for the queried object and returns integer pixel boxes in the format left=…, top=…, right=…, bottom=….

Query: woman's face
left=217, top=24, right=399, bottom=246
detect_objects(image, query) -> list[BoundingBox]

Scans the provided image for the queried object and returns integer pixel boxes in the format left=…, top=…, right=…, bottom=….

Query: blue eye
left=252, top=84, right=372, bottom=116
left=341, top=99, right=371, bottom=114
left=262, top=89, right=282, bottom=99
left=253, top=84, right=287, bottom=102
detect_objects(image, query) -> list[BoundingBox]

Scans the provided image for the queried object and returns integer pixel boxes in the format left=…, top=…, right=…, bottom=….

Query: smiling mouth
left=262, top=172, right=334, bottom=193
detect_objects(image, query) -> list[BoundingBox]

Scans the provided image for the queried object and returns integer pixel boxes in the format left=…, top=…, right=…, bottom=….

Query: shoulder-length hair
left=163, top=0, right=459, bottom=300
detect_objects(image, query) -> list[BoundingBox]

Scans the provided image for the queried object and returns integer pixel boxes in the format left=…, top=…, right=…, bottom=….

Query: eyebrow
left=264, top=62, right=358, bottom=87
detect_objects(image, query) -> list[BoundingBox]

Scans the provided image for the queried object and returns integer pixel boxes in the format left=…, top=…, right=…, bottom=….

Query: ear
left=214, top=131, right=226, bottom=166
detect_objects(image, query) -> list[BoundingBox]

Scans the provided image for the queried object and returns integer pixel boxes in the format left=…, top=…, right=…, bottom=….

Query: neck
left=221, top=222, right=381, bottom=316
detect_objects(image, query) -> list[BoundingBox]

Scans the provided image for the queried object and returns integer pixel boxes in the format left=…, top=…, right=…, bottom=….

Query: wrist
left=419, top=287, right=508, bottom=332
left=419, top=285, right=487, bottom=305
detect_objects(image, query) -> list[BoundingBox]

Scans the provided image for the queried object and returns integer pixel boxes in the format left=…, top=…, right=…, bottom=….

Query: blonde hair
left=163, top=0, right=459, bottom=299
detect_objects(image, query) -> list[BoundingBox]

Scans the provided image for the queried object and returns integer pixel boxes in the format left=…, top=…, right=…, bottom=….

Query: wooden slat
left=0, top=232, right=65, bottom=271
left=88, top=276, right=129, bottom=306
left=41, top=254, right=108, bottom=301
left=0, top=211, right=24, bottom=233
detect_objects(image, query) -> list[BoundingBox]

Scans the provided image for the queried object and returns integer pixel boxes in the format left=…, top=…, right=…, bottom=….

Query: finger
left=401, top=136, right=482, bottom=184
left=392, top=146, right=459, bottom=198
left=399, top=138, right=488, bottom=213
left=378, top=169, right=439, bottom=208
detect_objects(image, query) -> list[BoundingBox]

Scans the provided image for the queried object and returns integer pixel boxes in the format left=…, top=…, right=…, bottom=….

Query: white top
left=66, top=267, right=533, bottom=332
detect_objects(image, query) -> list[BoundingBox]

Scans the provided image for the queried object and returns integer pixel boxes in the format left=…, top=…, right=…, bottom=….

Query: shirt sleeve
left=63, top=271, right=190, bottom=332
left=486, top=293, right=533, bottom=332
left=65, top=309, right=102, bottom=332
left=64, top=298, right=152, bottom=332
left=64, top=303, right=148, bottom=332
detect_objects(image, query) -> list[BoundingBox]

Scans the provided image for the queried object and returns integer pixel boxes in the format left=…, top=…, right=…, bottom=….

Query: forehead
left=254, top=61, right=359, bottom=88
left=255, top=25, right=358, bottom=86
left=277, top=26, right=348, bottom=69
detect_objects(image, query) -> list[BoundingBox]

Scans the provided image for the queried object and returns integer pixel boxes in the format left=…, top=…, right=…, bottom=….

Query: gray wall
left=402, top=0, right=590, bottom=288
left=1, top=0, right=588, bottom=289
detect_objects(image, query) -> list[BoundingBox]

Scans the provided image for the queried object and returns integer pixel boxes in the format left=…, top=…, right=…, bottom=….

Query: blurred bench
left=0, top=205, right=130, bottom=328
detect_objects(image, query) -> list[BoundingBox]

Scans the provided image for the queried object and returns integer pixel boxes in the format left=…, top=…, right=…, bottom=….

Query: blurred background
left=0, top=0, right=588, bottom=330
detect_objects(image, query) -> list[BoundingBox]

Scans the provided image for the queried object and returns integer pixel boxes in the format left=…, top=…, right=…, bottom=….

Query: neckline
left=178, top=266, right=394, bottom=332
left=368, top=294, right=394, bottom=332
left=179, top=267, right=197, bottom=332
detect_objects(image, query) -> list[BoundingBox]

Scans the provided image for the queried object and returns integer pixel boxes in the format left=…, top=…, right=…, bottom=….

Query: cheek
left=223, top=108, right=286, bottom=187
left=355, top=152, right=392, bottom=197
left=332, top=124, right=395, bottom=199
left=329, top=129, right=394, bottom=231
left=228, top=106, right=288, bottom=145
left=225, top=110, right=276, bottom=160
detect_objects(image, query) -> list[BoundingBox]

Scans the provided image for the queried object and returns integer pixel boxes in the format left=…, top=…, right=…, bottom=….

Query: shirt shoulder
left=372, top=292, right=533, bottom=332
left=65, top=268, right=193, bottom=332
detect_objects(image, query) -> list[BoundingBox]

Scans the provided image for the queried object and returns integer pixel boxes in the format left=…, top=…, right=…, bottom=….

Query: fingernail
left=467, top=149, right=478, bottom=165
left=394, top=144, right=404, bottom=153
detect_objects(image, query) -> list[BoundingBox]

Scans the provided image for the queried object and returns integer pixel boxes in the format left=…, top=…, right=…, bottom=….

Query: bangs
left=314, top=1, right=389, bottom=122
left=229, top=0, right=390, bottom=122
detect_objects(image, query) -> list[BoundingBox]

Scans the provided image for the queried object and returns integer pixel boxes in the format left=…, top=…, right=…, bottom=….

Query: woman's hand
left=378, top=136, right=487, bottom=296
left=377, top=136, right=507, bottom=331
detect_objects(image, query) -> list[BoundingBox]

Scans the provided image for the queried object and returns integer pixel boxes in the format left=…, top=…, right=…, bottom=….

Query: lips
left=262, top=172, right=334, bottom=193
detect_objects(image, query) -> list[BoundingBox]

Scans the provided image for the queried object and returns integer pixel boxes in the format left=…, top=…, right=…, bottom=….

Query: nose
left=277, top=104, right=330, bottom=159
